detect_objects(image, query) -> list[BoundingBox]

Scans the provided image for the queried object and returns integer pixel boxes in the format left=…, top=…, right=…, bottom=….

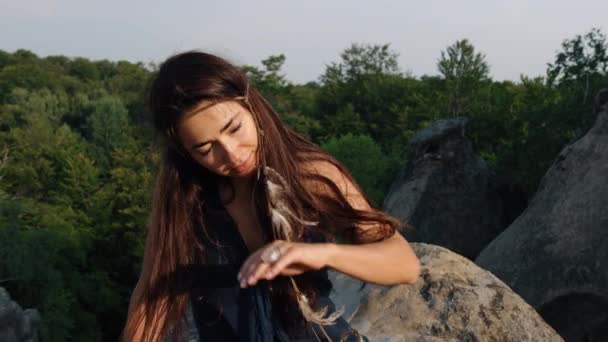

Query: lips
left=232, top=152, right=254, bottom=174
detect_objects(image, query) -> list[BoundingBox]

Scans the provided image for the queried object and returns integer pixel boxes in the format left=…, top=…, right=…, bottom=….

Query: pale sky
left=1, top=0, right=607, bottom=84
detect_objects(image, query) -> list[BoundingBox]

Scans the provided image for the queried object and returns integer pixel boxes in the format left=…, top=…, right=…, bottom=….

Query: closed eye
left=198, top=148, right=211, bottom=156
left=230, top=122, right=242, bottom=133
left=196, top=122, right=242, bottom=156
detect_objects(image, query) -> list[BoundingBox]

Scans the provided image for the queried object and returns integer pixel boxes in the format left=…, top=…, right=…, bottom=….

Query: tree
left=243, top=54, right=288, bottom=103
left=321, top=134, right=391, bottom=206
left=107, top=61, right=151, bottom=122
left=321, top=43, right=400, bottom=85
left=317, top=44, right=412, bottom=149
left=245, top=54, right=288, bottom=92
left=437, top=39, right=490, bottom=116
left=546, top=28, right=608, bottom=135
left=547, top=28, right=608, bottom=90
left=84, top=96, right=132, bottom=171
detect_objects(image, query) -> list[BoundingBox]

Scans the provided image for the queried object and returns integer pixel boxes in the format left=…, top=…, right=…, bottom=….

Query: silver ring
left=262, top=246, right=281, bottom=264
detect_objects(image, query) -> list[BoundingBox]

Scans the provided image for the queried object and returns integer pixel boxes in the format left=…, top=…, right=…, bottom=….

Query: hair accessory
left=263, top=165, right=343, bottom=327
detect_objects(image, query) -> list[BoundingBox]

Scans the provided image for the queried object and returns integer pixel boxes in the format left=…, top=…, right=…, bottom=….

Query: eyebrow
left=190, top=113, right=239, bottom=150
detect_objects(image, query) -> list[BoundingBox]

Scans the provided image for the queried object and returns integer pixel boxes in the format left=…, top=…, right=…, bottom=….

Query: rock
left=329, top=243, right=562, bottom=342
left=593, top=88, right=608, bottom=113
left=476, top=104, right=608, bottom=342
left=383, top=117, right=504, bottom=259
left=0, top=287, right=40, bottom=342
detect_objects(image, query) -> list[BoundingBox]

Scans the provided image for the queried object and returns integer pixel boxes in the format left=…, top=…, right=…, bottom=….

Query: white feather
left=264, top=166, right=343, bottom=328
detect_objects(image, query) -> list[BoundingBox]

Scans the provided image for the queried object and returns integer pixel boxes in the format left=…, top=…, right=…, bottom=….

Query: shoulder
left=299, top=158, right=347, bottom=190
left=299, top=158, right=371, bottom=211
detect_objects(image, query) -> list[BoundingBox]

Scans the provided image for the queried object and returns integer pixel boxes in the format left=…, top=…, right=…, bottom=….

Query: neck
left=231, top=175, right=255, bottom=196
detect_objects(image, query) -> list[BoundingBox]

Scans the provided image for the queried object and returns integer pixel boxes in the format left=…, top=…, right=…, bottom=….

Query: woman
left=122, top=51, right=420, bottom=341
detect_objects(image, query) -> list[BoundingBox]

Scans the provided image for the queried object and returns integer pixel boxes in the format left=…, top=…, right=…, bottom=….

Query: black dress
left=187, top=187, right=367, bottom=342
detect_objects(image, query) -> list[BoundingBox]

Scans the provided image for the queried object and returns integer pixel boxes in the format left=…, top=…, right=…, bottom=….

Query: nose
left=219, top=138, right=242, bottom=166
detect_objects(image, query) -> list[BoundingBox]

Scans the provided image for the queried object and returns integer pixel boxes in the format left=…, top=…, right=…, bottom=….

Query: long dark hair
left=122, top=51, right=407, bottom=341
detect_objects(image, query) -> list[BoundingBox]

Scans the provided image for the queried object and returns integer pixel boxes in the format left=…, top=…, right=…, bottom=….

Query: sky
left=1, top=0, right=607, bottom=84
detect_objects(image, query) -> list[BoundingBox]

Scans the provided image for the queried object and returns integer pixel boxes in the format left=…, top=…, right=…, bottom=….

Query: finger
left=239, top=241, right=289, bottom=286
left=241, top=240, right=281, bottom=272
left=248, top=261, right=271, bottom=286
left=238, top=256, right=255, bottom=282
left=241, top=260, right=261, bottom=287
left=273, top=264, right=307, bottom=277
left=238, top=242, right=273, bottom=282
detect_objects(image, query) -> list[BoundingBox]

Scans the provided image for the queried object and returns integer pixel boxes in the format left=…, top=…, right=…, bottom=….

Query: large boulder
left=330, top=243, right=561, bottom=341
left=0, top=287, right=40, bottom=342
left=476, top=102, right=608, bottom=342
left=383, top=117, right=504, bottom=259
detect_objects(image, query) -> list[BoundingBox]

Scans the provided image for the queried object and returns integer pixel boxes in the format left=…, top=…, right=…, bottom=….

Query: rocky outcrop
left=476, top=103, right=608, bottom=342
left=329, top=243, right=561, bottom=341
left=0, top=287, right=40, bottom=342
left=383, top=117, right=504, bottom=259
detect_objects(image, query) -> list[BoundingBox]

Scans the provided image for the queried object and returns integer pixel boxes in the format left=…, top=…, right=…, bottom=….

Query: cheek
left=192, top=152, right=238, bottom=176
left=245, top=121, right=259, bottom=147
left=191, top=154, right=224, bottom=173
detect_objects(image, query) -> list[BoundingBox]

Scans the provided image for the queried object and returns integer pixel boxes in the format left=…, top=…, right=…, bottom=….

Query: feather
left=265, top=171, right=318, bottom=227
left=263, top=166, right=344, bottom=327
left=268, top=180, right=318, bottom=227
left=269, top=207, right=293, bottom=240
left=290, top=277, right=345, bottom=326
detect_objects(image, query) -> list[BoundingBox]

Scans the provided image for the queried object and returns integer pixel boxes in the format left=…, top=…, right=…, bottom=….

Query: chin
left=232, top=168, right=257, bottom=178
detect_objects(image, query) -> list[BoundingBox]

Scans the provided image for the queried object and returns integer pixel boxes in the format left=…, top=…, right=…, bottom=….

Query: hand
left=237, top=240, right=334, bottom=288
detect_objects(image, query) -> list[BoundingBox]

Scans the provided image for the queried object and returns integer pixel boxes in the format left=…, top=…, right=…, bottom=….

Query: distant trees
left=547, top=27, right=608, bottom=132
left=84, top=96, right=132, bottom=170
left=437, top=39, right=490, bottom=117
left=321, top=133, right=390, bottom=206
left=547, top=28, right=608, bottom=94
left=244, top=54, right=289, bottom=97
left=321, top=43, right=401, bottom=85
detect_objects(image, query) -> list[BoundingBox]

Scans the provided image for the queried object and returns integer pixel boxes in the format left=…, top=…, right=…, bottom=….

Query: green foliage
left=106, top=61, right=151, bottom=121
left=84, top=96, right=132, bottom=171
left=244, top=54, right=288, bottom=98
left=1, top=112, right=86, bottom=199
left=464, top=76, right=566, bottom=194
left=547, top=27, right=608, bottom=88
left=0, top=197, right=111, bottom=341
left=322, top=134, right=392, bottom=206
left=438, top=39, right=490, bottom=117
left=243, top=56, right=323, bottom=139
left=546, top=27, right=608, bottom=131
left=0, top=52, right=154, bottom=339
left=321, top=43, right=401, bottom=84
left=0, top=50, right=14, bottom=70
left=69, top=57, right=101, bottom=81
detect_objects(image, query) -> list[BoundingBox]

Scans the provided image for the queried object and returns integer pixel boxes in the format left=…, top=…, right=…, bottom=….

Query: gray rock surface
left=383, top=117, right=504, bottom=259
left=330, top=243, right=561, bottom=342
left=476, top=104, right=608, bottom=342
left=0, top=287, right=40, bottom=342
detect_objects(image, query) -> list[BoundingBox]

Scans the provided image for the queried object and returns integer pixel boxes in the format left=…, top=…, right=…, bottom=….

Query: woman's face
left=176, top=100, right=259, bottom=178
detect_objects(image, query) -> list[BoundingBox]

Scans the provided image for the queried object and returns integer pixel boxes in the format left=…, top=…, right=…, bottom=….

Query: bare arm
left=311, top=160, right=420, bottom=285
left=240, top=160, right=420, bottom=287
left=324, top=231, right=419, bottom=285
